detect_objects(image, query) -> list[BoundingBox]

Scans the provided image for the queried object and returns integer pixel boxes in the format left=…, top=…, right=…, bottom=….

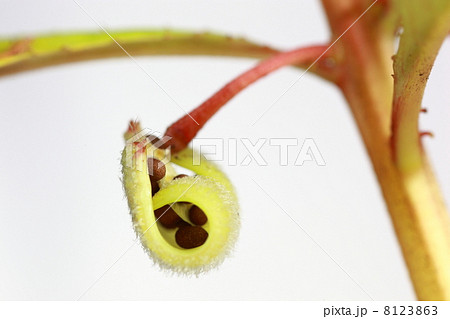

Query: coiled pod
left=121, top=121, right=239, bottom=275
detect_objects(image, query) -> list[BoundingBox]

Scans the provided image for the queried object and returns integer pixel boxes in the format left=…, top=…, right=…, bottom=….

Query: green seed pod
left=121, top=122, right=239, bottom=275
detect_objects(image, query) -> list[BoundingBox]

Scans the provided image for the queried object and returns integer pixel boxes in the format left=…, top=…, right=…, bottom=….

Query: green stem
left=322, top=0, right=450, bottom=300
left=392, top=1, right=450, bottom=173
left=0, top=30, right=308, bottom=77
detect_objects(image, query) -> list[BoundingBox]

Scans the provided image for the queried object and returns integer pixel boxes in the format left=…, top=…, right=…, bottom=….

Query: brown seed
left=173, top=174, right=188, bottom=180
left=147, top=134, right=170, bottom=149
left=151, top=180, right=160, bottom=196
left=147, top=158, right=166, bottom=182
left=175, top=226, right=208, bottom=249
left=154, top=205, right=182, bottom=228
left=189, top=205, right=208, bottom=226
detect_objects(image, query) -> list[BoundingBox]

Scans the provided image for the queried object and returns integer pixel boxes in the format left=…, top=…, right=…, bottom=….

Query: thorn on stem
left=420, top=131, right=434, bottom=138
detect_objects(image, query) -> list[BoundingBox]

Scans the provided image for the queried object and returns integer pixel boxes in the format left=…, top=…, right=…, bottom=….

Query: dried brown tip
left=124, top=120, right=142, bottom=140
left=175, top=225, right=209, bottom=249
left=147, top=158, right=166, bottom=182
left=189, top=205, right=208, bottom=226
left=154, top=205, right=182, bottom=228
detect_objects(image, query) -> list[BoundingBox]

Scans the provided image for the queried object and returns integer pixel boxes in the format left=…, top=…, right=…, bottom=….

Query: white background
left=0, top=0, right=449, bottom=300
left=1, top=301, right=450, bottom=319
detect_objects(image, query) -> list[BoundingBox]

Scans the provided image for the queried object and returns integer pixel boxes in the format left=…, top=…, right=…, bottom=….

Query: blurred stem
left=0, top=30, right=312, bottom=77
left=322, top=0, right=450, bottom=300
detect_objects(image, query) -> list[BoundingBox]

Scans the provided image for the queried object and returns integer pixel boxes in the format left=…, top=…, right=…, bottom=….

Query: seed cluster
left=147, top=153, right=209, bottom=249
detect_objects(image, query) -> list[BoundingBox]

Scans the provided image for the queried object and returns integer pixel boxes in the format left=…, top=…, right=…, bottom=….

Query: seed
left=151, top=179, right=160, bottom=196
left=175, top=226, right=208, bottom=249
left=147, top=158, right=166, bottom=182
left=154, top=205, right=182, bottom=228
left=189, top=205, right=208, bottom=226
left=173, top=174, right=188, bottom=180
left=147, top=134, right=170, bottom=149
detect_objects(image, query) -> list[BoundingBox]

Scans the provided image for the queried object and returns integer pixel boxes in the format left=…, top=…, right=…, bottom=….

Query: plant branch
left=164, top=44, right=333, bottom=152
left=0, top=30, right=312, bottom=77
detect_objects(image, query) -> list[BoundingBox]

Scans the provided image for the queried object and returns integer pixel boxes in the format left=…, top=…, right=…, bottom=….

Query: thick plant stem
left=322, top=0, right=450, bottom=300
left=343, top=82, right=450, bottom=301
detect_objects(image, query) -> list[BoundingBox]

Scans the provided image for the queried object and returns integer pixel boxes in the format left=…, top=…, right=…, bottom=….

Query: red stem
left=164, top=44, right=331, bottom=152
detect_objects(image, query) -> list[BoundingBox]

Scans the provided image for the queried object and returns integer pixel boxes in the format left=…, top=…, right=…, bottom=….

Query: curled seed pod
left=189, top=205, right=208, bottom=226
left=151, top=176, right=239, bottom=273
left=176, top=225, right=208, bottom=249
left=122, top=122, right=240, bottom=275
left=147, top=158, right=166, bottom=182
